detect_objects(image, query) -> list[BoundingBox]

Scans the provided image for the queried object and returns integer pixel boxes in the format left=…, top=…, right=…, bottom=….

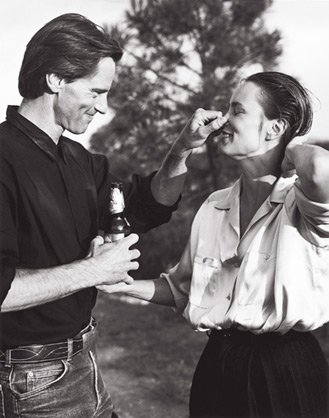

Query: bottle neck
left=110, top=211, right=125, bottom=217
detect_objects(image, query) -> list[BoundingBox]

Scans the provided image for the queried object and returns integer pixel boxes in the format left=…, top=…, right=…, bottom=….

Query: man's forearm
left=1, top=234, right=140, bottom=312
left=151, top=144, right=192, bottom=206
left=0, top=258, right=96, bottom=312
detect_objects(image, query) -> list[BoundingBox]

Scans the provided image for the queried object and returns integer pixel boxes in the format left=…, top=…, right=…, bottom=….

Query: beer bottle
left=108, top=182, right=131, bottom=242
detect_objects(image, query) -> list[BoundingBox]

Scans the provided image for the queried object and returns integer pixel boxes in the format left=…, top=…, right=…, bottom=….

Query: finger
left=104, top=234, right=112, bottom=243
left=191, top=109, right=222, bottom=131
left=130, top=249, right=141, bottom=260
left=288, top=136, right=308, bottom=147
left=97, top=282, right=131, bottom=293
left=123, top=275, right=134, bottom=285
left=195, top=109, right=222, bottom=123
left=89, top=235, right=105, bottom=255
left=199, top=116, right=228, bottom=138
left=127, top=260, right=139, bottom=271
left=93, top=235, right=105, bottom=245
left=124, top=233, right=139, bottom=246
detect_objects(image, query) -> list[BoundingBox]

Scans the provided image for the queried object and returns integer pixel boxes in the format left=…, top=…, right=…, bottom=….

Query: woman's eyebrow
left=230, top=101, right=244, bottom=109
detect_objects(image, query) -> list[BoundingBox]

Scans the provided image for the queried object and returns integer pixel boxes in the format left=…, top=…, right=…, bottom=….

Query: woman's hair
left=18, top=13, right=123, bottom=99
left=246, top=71, right=313, bottom=144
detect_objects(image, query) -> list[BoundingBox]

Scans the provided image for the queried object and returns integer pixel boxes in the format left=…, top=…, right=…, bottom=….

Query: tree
left=90, top=0, right=282, bottom=277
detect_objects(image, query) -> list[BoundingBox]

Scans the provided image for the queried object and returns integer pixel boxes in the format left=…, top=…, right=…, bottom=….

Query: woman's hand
left=281, top=137, right=307, bottom=177
left=282, top=137, right=329, bottom=202
left=97, top=282, right=132, bottom=294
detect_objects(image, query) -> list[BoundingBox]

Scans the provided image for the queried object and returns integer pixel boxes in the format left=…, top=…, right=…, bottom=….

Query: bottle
left=108, top=182, right=131, bottom=242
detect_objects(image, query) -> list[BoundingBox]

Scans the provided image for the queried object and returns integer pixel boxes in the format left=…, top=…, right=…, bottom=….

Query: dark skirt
left=189, top=329, right=329, bottom=418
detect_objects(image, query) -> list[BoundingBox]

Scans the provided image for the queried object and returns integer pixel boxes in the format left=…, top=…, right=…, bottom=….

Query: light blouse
left=163, top=176, right=329, bottom=334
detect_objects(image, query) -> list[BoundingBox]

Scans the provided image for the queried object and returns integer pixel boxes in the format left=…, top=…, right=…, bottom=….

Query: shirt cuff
left=160, top=271, right=188, bottom=314
left=135, top=171, right=181, bottom=212
left=294, top=182, right=329, bottom=224
left=0, top=262, right=15, bottom=306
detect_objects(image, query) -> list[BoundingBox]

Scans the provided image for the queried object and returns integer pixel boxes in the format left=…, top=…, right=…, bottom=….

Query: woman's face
left=215, top=81, right=279, bottom=160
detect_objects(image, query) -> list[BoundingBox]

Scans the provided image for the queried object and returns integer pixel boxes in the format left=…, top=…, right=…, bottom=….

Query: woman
left=98, top=71, right=329, bottom=417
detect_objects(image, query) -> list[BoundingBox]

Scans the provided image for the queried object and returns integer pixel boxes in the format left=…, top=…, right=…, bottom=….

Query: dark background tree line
left=90, top=0, right=281, bottom=278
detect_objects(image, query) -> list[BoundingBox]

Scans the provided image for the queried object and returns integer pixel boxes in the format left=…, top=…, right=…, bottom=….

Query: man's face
left=55, top=57, right=116, bottom=134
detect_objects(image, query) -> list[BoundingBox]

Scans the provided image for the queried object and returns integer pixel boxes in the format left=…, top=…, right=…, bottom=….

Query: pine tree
left=90, top=0, right=282, bottom=276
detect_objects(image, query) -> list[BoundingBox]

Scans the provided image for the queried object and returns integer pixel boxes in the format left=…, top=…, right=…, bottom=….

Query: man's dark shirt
left=0, top=106, right=177, bottom=350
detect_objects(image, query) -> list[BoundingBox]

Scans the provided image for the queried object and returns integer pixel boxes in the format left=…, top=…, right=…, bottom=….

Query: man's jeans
left=0, top=323, right=116, bottom=417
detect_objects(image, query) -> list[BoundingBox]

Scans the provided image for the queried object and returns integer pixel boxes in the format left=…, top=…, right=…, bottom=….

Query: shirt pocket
left=237, top=251, right=276, bottom=306
left=189, top=255, right=221, bottom=308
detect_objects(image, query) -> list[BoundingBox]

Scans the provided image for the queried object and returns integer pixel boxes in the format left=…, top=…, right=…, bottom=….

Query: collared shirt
left=164, top=176, right=329, bottom=334
left=0, top=106, right=177, bottom=349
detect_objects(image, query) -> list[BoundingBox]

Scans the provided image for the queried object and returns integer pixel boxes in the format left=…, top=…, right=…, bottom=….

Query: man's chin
left=68, top=125, right=89, bottom=135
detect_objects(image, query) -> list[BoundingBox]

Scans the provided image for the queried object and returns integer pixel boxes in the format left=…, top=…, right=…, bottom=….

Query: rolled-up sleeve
left=161, top=253, right=191, bottom=314
left=124, top=171, right=180, bottom=233
left=161, top=202, right=204, bottom=313
left=294, top=181, right=329, bottom=245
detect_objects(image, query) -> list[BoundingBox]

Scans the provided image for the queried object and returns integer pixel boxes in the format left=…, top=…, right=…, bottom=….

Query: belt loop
left=67, top=339, right=73, bottom=361
left=5, top=350, right=11, bottom=367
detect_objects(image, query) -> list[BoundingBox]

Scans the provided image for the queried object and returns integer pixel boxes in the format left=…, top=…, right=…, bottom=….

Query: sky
left=0, top=0, right=328, bottom=147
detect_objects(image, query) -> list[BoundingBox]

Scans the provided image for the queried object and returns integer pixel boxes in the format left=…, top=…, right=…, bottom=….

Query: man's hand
left=174, top=109, right=228, bottom=154
left=150, top=108, right=228, bottom=206
left=86, top=233, right=140, bottom=286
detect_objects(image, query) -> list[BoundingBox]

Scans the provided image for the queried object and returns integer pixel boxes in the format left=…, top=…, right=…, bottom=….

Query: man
left=0, top=13, right=222, bottom=417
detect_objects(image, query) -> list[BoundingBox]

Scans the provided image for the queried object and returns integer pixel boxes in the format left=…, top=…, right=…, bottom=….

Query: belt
left=0, top=319, right=96, bottom=365
left=209, top=328, right=301, bottom=340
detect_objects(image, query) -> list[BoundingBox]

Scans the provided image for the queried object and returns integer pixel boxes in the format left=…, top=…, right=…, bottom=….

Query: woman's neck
left=237, top=148, right=283, bottom=236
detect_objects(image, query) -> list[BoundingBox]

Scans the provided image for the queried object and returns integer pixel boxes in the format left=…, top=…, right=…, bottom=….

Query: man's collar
left=6, top=105, right=63, bottom=160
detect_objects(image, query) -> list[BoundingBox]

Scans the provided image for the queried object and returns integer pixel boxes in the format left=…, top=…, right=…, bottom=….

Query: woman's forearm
left=98, top=276, right=176, bottom=307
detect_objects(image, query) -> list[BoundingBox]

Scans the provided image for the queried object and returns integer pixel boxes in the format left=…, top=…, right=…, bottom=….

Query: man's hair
left=18, top=13, right=123, bottom=99
left=246, top=71, right=313, bottom=145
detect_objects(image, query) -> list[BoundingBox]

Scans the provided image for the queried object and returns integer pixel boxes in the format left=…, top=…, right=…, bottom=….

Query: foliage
left=90, top=0, right=282, bottom=277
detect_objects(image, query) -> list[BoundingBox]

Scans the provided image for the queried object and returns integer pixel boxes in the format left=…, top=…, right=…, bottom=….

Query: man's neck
left=18, top=97, right=63, bottom=144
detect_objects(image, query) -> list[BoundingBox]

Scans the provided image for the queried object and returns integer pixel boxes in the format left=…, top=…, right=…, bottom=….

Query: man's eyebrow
left=91, top=88, right=108, bottom=93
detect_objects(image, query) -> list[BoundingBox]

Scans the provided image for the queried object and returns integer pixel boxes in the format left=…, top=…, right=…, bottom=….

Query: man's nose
left=95, top=94, right=108, bottom=115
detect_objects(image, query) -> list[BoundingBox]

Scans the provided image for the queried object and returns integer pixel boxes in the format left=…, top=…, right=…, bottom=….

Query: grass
left=93, top=293, right=207, bottom=418
left=94, top=293, right=329, bottom=418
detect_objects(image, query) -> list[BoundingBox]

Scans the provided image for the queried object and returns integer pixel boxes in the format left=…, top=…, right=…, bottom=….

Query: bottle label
left=109, top=187, right=125, bottom=214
